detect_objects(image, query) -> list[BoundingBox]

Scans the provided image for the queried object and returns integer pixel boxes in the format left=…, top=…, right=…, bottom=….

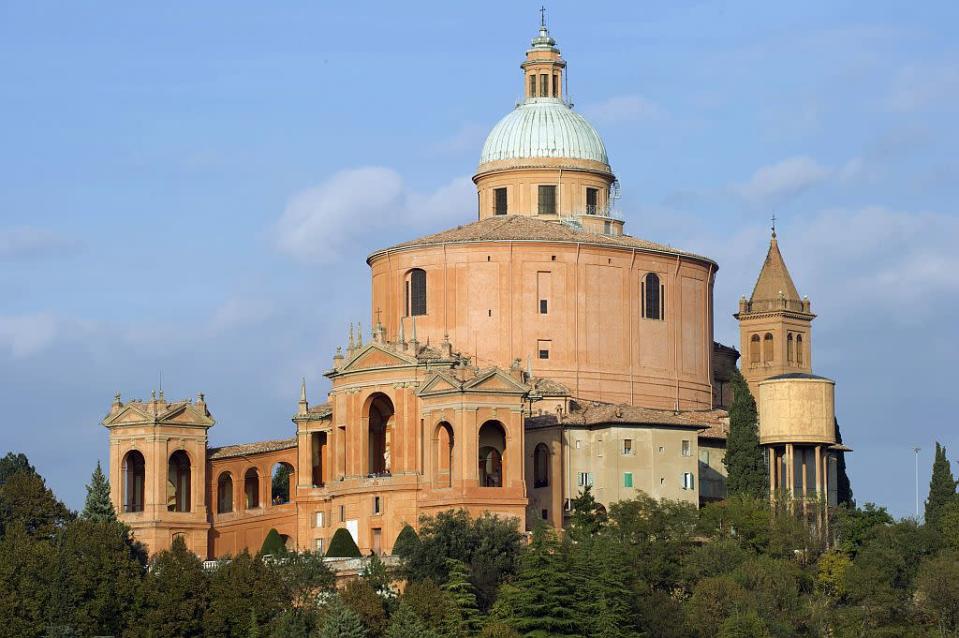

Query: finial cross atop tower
left=540, top=5, right=547, bottom=27
left=771, top=213, right=777, bottom=238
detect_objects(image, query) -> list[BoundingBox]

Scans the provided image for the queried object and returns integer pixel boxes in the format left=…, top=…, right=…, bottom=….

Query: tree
left=391, top=524, right=420, bottom=559
left=938, top=499, right=959, bottom=551
left=815, top=550, right=851, bottom=599
left=925, top=442, right=957, bottom=528
left=340, top=579, right=386, bottom=637
left=834, top=419, right=854, bottom=506
left=718, top=611, right=770, bottom=638
left=722, top=369, right=767, bottom=498
left=0, top=452, right=35, bottom=485
left=327, top=528, right=362, bottom=558
left=833, top=502, right=893, bottom=557
left=204, top=551, right=285, bottom=638
left=80, top=462, right=116, bottom=523
left=0, top=469, right=72, bottom=538
left=271, top=464, right=291, bottom=504
left=685, top=576, right=751, bottom=638
left=492, top=525, right=581, bottom=637
left=915, top=550, right=959, bottom=636
left=568, top=485, right=605, bottom=541
left=140, top=535, right=208, bottom=638
left=317, top=599, right=368, bottom=638
left=399, top=579, right=457, bottom=634
left=361, top=554, right=394, bottom=597
left=260, top=528, right=287, bottom=556
left=441, top=559, right=481, bottom=635
left=384, top=602, right=439, bottom=638
left=0, top=522, right=54, bottom=638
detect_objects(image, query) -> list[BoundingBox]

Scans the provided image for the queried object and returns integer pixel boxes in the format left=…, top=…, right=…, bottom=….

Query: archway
left=122, top=450, right=145, bottom=513
left=271, top=462, right=294, bottom=505
left=533, top=443, right=549, bottom=488
left=167, top=450, right=191, bottom=512
left=311, top=431, right=327, bottom=487
left=434, top=422, right=454, bottom=487
left=244, top=468, right=260, bottom=509
left=216, top=472, right=233, bottom=514
left=478, top=420, right=506, bottom=487
left=367, top=394, right=394, bottom=476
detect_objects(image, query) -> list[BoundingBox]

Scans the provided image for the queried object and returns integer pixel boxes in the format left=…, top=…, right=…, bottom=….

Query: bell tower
left=102, top=391, right=213, bottom=556
left=523, top=11, right=566, bottom=101
left=735, top=226, right=815, bottom=397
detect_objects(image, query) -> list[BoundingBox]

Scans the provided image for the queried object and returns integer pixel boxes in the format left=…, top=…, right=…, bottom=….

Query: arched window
left=271, top=462, right=294, bottom=505
left=763, top=333, right=774, bottom=363
left=167, top=451, right=191, bottom=512
left=533, top=443, right=549, bottom=488
left=244, top=468, right=260, bottom=509
left=796, top=335, right=804, bottom=366
left=311, top=432, right=327, bottom=487
left=405, top=269, right=427, bottom=317
left=217, top=472, right=233, bottom=514
left=787, top=333, right=794, bottom=363
left=750, top=334, right=761, bottom=364
left=367, top=394, right=394, bottom=476
left=642, top=273, right=664, bottom=320
left=435, top=422, right=454, bottom=488
left=478, top=421, right=506, bottom=488
left=122, top=450, right=145, bottom=513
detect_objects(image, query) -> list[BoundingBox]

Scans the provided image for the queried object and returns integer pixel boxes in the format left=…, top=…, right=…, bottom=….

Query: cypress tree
left=568, top=485, right=604, bottom=541
left=391, top=524, right=420, bottom=559
left=384, top=602, right=439, bottom=638
left=723, top=369, right=767, bottom=498
left=327, top=528, right=362, bottom=558
left=834, top=419, right=854, bottom=506
left=317, top=599, right=367, bottom=638
left=140, top=535, right=208, bottom=638
left=925, top=442, right=958, bottom=527
left=81, top=462, right=116, bottom=523
left=260, top=528, right=287, bottom=556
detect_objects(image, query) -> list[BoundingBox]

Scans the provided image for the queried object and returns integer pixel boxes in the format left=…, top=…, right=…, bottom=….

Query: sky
left=1, top=1, right=957, bottom=518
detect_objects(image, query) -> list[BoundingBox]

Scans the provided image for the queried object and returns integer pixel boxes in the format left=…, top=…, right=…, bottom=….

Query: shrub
left=327, top=528, right=362, bottom=558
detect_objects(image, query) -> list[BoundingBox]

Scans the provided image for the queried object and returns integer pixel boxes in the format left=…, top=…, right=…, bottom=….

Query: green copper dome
left=479, top=98, right=609, bottom=167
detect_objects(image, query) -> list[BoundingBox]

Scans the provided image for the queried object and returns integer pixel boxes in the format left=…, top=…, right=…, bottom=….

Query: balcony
left=573, top=206, right=624, bottom=221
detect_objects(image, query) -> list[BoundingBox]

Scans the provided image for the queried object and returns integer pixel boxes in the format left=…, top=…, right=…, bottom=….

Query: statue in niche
left=384, top=441, right=392, bottom=474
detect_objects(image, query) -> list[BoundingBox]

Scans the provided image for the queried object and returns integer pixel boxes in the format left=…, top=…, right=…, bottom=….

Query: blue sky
left=1, top=1, right=956, bottom=518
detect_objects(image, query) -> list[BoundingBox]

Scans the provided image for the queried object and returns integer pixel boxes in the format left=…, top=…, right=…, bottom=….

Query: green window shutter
left=624, top=472, right=633, bottom=488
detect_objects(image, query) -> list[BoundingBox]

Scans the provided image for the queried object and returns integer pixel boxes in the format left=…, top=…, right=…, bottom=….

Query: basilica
left=102, top=22, right=849, bottom=559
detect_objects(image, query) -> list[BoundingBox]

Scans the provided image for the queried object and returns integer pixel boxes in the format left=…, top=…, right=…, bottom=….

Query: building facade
left=104, top=21, right=845, bottom=560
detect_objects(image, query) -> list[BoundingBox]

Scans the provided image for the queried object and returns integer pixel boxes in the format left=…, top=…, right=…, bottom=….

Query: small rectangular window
left=552, top=74, right=559, bottom=98
left=577, top=472, right=593, bottom=487
left=339, top=505, right=345, bottom=522
left=586, top=187, right=598, bottom=214
left=624, top=472, right=633, bottom=488
left=587, top=472, right=594, bottom=487
left=623, top=439, right=632, bottom=455
left=539, top=299, right=548, bottom=314
left=537, top=185, right=557, bottom=215
left=540, top=73, right=548, bottom=96
left=529, top=74, right=536, bottom=97
left=537, top=339, right=551, bottom=360
left=315, top=511, right=325, bottom=528
left=575, top=440, right=581, bottom=449
left=373, top=496, right=381, bottom=515
left=315, top=538, right=324, bottom=553
left=683, top=472, right=695, bottom=490
left=541, top=508, right=548, bottom=520
left=494, top=187, right=508, bottom=215
left=682, top=440, right=691, bottom=457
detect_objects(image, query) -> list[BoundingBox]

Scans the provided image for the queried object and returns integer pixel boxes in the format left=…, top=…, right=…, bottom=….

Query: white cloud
left=0, top=227, right=79, bottom=260
left=274, top=167, right=473, bottom=263
left=0, top=313, right=58, bottom=357
left=734, top=156, right=830, bottom=205
left=582, top=95, right=663, bottom=124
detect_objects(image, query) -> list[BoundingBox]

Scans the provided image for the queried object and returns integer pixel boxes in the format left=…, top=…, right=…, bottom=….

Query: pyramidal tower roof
left=742, top=229, right=811, bottom=315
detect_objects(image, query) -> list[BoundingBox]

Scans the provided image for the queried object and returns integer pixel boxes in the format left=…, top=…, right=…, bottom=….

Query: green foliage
left=317, top=598, right=368, bottom=638
left=405, top=509, right=522, bottom=611
left=686, top=576, right=751, bottom=638
left=815, top=550, right=852, bottom=599
left=568, top=485, right=605, bottom=541
left=833, top=502, right=893, bottom=556
left=722, top=370, right=767, bottom=498
left=926, top=442, right=957, bottom=529
left=400, top=579, right=457, bottom=634
left=361, top=553, right=394, bottom=596
left=203, top=551, right=285, bottom=638
left=833, top=419, right=854, bottom=506
left=718, top=611, right=770, bottom=638
left=938, top=499, right=959, bottom=551
left=492, top=525, right=581, bottom=637
left=340, top=578, right=386, bottom=637
left=441, top=558, right=482, bottom=635
left=327, top=527, right=362, bottom=558
left=271, top=463, right=291, bottom=504
left=0, top=452, right=36, bottom=485
left=140, top=536, right=209, bottom=638
left=478, top=623, right=522, bottom=638
left=0, top=469, right=72, bottom=538
left=80, top=461, right=116, bottom=523
left=915, top=549, right=959, bottom=635
left=391, top=523, right=420, bottom=559
left=384, top=601, right=440, bottom=638
left=260, top=528, right=287, bottom=556
left=0, top=522, right=54, bottom=638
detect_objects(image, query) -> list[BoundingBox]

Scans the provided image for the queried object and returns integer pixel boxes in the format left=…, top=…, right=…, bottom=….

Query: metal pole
left=913, top=447, right=921, bottom=519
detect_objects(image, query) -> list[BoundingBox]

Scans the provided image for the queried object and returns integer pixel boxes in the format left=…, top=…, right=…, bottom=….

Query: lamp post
left=913, top=447, right=921, bottom=520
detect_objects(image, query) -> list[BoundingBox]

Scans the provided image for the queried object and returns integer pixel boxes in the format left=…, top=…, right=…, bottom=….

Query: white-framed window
left=315, top=538, right=324, bottom=553
left=682, top=440, right=691, bottom=457
left=575, top=440, right=581, bottom=449
left=373, top=496, right=382, bottom=515
left=622, top=439, right=633, bottom=455
left=682, top=472, right=695, bottom=490
left=315, top=511, right=325, bottom=528
left=577, top=472, right=594, bottom=487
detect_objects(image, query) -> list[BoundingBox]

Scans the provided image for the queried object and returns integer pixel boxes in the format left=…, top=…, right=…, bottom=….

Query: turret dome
left=479, top=98, right=608, bottom=166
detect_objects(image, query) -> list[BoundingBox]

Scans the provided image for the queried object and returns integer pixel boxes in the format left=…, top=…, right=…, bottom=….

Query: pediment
left=418, top=372, right=462, bottom=396
left=104, top=404, right=152, bottom=426
left=159, top=403, right=214, bottom=427
left=463, top=369, right=529, bottom=394
left=342, top=343, right=417, bottom=372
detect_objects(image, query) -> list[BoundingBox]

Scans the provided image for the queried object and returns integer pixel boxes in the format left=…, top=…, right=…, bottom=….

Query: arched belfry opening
left=311, top=431, right=327, bottom=487
left=271, top=462, right=294, bottom=505
left=367, top=394, right=394, bottom=476
left=216, top=472, right=233, bottom=514
left=533, top=443, right=549, bottom=488
left=122, top=450, right=145, bottom=513
left=244, top=468, right=260, bottom=509
left=434, top=422, right=454, bottom=487
left=167, top=450, right=191, bottom=512
left=478, top=420, right=507, bottom=487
